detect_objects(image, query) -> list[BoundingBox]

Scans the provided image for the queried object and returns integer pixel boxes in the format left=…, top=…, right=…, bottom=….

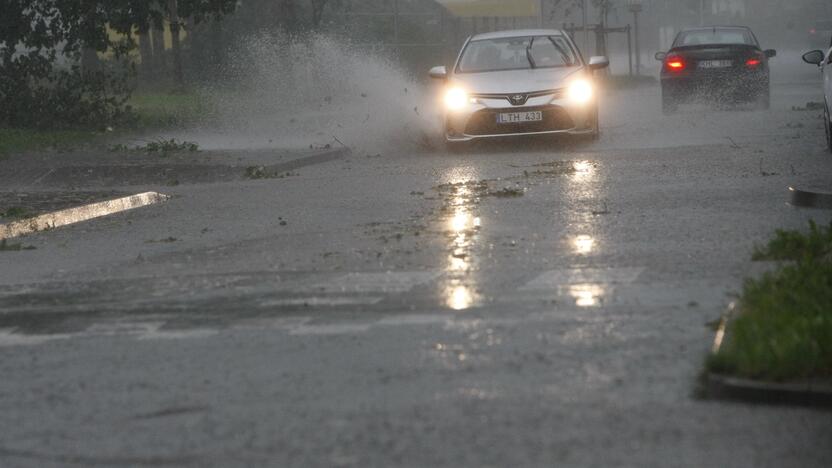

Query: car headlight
left=444, top=87, right=469, bottom=111
left=567, top=79, right=593, bottom=104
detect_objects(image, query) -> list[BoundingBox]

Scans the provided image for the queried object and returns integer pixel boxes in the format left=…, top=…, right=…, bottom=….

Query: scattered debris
left=791, top=101, right=825, bottom=111
left=0, top=239, right=36, bottom=251
left=759, top=158, right=778, bottom=177
left=146, top=236, right=178, bottom=243
left=489, top=187, right=525, bottom=198
left=245, top=166, right=269, bottom=179
left=109, top=139, right=199, bottom=156
left=592, top=203, right=611, bottom=216
left=0, top=207, right=29, bottom=219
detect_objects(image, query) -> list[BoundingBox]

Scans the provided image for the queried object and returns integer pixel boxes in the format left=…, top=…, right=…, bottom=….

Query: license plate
left=698, top=60, right=733, bottom=69
left=497, top=111, right=543, bottom=124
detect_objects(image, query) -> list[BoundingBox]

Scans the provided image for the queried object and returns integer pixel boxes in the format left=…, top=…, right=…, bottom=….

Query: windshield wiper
left=548, top=37, right=572, bottom=65
left=526, top=37, right=537, bottom=69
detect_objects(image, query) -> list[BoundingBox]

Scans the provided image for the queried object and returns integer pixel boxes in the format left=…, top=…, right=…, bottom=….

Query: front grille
left=471, top=89, right=565, bottom=105
left=464, top=106, right=574, bottom=136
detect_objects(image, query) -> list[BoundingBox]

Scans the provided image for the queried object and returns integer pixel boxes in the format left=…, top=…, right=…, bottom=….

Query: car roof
left=470, top=29, right=567, bottom=41
left=679, top=26, right=751, bottom=32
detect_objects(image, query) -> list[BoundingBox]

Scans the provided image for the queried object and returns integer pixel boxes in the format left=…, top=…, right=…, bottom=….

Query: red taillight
left=810, top=28, right=817, bottom=34
left=746, top=58, right=762, bottom=67
left=665, top=56, right=685, bottom=72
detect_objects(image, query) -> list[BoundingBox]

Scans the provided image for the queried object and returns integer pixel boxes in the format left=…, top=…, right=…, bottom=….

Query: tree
left=310, top=0, right=331, bottom=27
left=0, top=0, right=238, bottom=128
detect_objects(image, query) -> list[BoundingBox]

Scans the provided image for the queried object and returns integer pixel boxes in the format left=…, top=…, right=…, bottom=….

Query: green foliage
left=0, top=239, right=36, bottom=251
left=0, top=207, right=28, bottom=219
left=110, top=138, right=199, bottom=156
left=0, top=0, right=237, bottom=129
left=752, top=220, right=832, bottom=262
left=0, top=128, right=94, bottom=155
left=709, top=221, right=832, bottom=381
left=128, top=91, right=211, bottom=129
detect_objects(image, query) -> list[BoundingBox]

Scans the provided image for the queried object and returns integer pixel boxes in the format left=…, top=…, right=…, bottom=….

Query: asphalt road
left=1, top=75, right=832, bottom=467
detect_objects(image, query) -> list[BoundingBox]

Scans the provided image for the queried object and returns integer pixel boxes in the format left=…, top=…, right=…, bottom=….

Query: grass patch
left=0, top=128, right=95, bottom=156
left=708, top=221, right=832, bottom=381
left=127, top=90, right=212, bottom=129
left=751, top=220, right=832, bottom=262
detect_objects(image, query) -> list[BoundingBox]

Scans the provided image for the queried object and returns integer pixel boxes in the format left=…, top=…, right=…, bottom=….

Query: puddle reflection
left=574, top=235, right=595, bottom=255
left=439, top=178, right=482, bottom=311
left=567, top=284, right=606, bottom=307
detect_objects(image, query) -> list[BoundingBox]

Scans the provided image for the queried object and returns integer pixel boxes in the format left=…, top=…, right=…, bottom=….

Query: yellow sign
left=437, top=0, right=540, bottom=17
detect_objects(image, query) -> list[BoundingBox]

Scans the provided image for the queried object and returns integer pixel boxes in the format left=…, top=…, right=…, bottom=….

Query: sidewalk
left=0, top=145, right=350, bottom=190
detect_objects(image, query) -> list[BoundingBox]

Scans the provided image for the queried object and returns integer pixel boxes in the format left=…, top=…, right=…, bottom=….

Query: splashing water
left=192, top=32, right=442, bottom=153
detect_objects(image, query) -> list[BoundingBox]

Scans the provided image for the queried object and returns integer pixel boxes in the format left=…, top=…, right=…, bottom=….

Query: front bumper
left=443, top=92, right=597, bottom=142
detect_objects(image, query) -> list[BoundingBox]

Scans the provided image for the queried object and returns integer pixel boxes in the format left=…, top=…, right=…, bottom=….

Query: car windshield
left=674, top=29, right=756, bottom=47
left=457, top=36, right=578, bottom=73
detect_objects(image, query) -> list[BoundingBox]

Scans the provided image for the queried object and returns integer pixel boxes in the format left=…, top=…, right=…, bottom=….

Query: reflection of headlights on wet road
left=447, top=285, right=474, bottom=310
left=444, top=87, right=470, bottom=111
left=567, top=79, right=593, bottom=105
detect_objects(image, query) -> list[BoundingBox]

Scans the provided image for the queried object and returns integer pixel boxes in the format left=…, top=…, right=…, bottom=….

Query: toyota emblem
left=510, top=94, right=527, bottom=105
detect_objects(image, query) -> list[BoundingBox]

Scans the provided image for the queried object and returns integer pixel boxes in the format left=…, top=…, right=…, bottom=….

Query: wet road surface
left=1, top=79, right=832, bottom=467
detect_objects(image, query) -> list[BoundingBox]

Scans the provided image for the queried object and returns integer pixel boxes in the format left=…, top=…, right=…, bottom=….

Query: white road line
left=0, top=191, right=169, bottom=240
left=305, top=271, right=440, bottom=294
left=260, top=296, right=384, bottom=307
left=519, top=267, right=645, bottom=290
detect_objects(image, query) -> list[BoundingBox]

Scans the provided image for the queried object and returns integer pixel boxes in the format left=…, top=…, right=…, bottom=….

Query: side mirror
left=802, top=50, right=825, bottom=65
left=429, top=66, right=448, bottom=80
left=655, top=52, right=667, bottom=61
left=588, top=56, right=609, bottom=70
left=764, top=49, right=777, bottom=58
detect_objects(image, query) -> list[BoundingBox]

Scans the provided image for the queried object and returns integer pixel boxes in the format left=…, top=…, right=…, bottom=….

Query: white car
left=429, top=29, right=609, bottom=149
left=803, top=47, right=832, bottom=153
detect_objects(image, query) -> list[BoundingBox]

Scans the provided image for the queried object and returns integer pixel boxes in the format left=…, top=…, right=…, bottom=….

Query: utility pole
left=582, top=0, right=589, bottom=53
left=393, top=0, right=399, bottom=49
left=628, top=1, right=643, bottom=76
left=539, top=0, right=545, bottom=28
left=700, top=0, right=705, bottom=26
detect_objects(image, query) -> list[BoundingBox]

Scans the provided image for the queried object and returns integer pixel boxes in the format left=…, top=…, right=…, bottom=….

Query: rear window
left=674, top=29, right=757, bottom=47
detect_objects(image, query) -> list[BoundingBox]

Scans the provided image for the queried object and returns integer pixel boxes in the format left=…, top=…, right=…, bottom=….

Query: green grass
left=751, top=220, right=832, bottom=262
left=127, top=90, right=212, bottom=129
left=708, top=221, right=832, bottom=381
left=0, top=128, right=95, bottom=156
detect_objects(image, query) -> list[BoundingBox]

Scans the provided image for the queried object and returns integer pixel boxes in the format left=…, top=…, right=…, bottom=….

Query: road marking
left=0, top=192, right=169, bottom=240
left=260, top=296, right=384, bottom=307
left=519, top=267, right=645, bottom=289
left=305, top=271, right=440, bottom=294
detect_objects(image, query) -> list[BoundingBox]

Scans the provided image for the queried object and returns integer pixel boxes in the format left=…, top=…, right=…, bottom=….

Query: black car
left=655, top=26, right=776, bottom=114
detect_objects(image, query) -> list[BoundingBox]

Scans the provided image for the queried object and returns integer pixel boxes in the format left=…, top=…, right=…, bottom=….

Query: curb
left=789, top=186, right=832, bottom=209
left=706, top=307, right=832, bottom=408
left=0, top=192, right=168, bottom=240
left=705, top=373, right=832, bottom=408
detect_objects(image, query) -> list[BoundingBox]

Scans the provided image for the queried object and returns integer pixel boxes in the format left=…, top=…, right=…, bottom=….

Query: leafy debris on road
left=145, top=237, right=179, bottom=243
left=790, top=101, right=825, bottom=111
left=109, top=138, right=199, bottom=156
left=0, top=207, right=29, bottom=219
left=245, top=166, right=299, bottom=180
left=0, top=239, right=36, bottom=251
